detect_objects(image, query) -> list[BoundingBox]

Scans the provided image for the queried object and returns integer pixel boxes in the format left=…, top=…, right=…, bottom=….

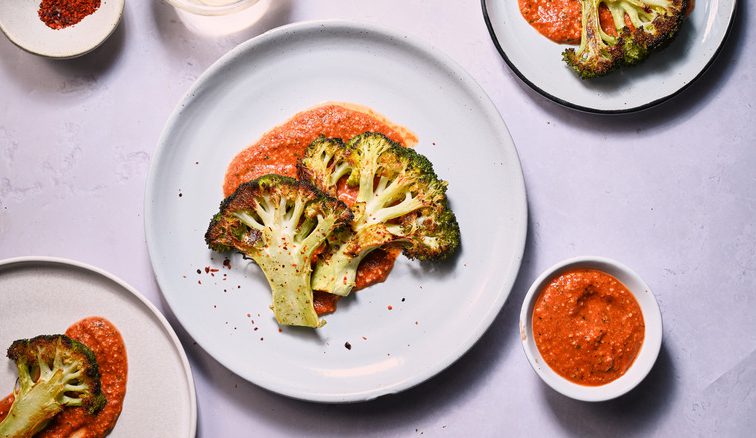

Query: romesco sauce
left=0, top=394, right=12, bottom=422
left=533, top=269, right=644, bottom=386
left=223, top=103, right=417, bottom=315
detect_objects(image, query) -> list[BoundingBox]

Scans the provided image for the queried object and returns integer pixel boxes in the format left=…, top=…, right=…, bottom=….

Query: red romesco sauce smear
left=223, top=103, right=417, bottom=315
left=0, top=394, right=12, bottom=422
left=532, top=269, right=645, bottom=386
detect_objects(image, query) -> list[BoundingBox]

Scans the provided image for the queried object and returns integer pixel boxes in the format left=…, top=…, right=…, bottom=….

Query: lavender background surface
left=0, top=1, right=754, bottom=436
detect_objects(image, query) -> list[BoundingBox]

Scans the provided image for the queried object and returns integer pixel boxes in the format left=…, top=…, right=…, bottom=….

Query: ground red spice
left=38, top=0, right=101, bottom=30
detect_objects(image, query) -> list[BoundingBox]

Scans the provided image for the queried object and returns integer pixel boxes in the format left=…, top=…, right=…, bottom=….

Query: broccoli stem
left=0, top=370, right=69, bottom=438
left=311, top=243, right=371, bottom=297
left=257, top=255, right=321, bottom=328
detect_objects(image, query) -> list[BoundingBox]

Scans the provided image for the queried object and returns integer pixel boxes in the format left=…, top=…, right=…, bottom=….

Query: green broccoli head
left=297, top=136, right=358, bottom=197
left=0, top=335, right=106, bottom=438
left=205, top=174, right=353, bottom=327
left=300, top=133, right=461, bottom=296
left=563, top=0, right=687, bottom=78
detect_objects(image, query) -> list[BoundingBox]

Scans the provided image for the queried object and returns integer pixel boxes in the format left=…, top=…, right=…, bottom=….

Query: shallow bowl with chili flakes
left=519, top=256, right=662, bottom=402
left=0, top=0, right=124, bottom=59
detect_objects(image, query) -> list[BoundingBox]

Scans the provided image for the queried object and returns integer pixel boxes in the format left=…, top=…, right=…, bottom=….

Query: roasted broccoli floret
left=205, top=174, right=353, bottom=328
left=563, top=0, right=687, bottom=78
left=0, top=335, right=106, bottom=438
left=298, top=133, right=460, bottom=297
left=297, top=137, right=358, bottom=197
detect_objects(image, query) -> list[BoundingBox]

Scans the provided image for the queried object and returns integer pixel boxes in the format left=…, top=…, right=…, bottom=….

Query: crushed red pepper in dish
left=38, top=0, right=101, bottom=30
left=533, top=269, right=644, bottom=386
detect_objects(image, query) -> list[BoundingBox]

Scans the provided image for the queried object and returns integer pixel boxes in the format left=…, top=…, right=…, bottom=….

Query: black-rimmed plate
left=482, top=0, right=737, bottom=113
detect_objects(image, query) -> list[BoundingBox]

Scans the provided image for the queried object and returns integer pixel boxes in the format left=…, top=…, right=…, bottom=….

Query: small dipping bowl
left=520, top=256, right=662, bottom=402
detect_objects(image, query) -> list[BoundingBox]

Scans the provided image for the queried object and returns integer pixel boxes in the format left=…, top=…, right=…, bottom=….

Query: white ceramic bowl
left=519, top=256, right=662, bottom=402
left=0, top=0, right=124, bottom=59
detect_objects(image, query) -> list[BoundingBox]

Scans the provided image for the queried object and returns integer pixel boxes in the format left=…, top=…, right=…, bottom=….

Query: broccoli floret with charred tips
left=205, top=174, right=353, bottom=328
left=297, top=132, right=460, bottom=297
left=297, top=136, right=358, bottom=197
left=0, top=335, right=106, bottom=438
left=563, top=0, right=687, bottom=78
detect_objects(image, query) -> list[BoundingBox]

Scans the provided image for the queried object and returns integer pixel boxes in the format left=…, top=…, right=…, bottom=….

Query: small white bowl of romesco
left=519, top=256, right=662, bottom=402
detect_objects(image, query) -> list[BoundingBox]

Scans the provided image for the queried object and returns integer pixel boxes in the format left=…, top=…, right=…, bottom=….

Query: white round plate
left=0, top=0, right=124, bottom=59
left=482, top=0, right=738, bottom=113
left=145, top=20, right=527, bottom=403
left=0, top=257, right=197, bottom=437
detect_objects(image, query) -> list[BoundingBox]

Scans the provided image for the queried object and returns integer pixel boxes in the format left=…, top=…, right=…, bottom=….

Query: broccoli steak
left=206, top=174, right=353, bottom=328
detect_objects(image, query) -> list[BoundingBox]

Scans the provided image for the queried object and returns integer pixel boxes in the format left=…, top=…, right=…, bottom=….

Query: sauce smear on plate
left=223, top=103, right=417, bottom=315
left=533, top=269, right=644, bottom=386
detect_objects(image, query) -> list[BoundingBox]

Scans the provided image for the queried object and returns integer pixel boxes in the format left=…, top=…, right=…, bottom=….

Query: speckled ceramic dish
left=520, top=256, right=662, bottom=402
left=0, top=256, right=196, bottom=436
left=0, top=0, right=124, bottom=59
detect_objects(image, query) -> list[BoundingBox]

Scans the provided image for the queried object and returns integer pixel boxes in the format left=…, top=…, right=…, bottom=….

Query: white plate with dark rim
left=145, top=20, right=527, bottom=403
left=0, top=0, right=124, bottom=59
left=0, top=257, right=196, bottom=436
left=482, top=0, right=738, bottom=113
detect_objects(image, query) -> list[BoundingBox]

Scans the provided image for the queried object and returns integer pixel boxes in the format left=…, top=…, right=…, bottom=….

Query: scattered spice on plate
left=344, top=342, right=352, bottom=350
left=38, top=0, right=101, bottom=30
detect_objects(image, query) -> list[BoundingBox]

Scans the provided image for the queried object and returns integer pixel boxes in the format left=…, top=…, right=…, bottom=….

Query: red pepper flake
left=362, top=336, right=367, bottom=340
left=278, top=328, right=283, bottom=333
left=38, top=0, right=101, bottom=30
left=204, top=267, right=210, bottom=274
left=197, top=280, right=201, bottom=285
left=246, top=313, right=251, bottom=317
left=223, top=258, right=231, bottom=269
left=344, top=342, right=352, bottom=350
left=387, top=305, right=393, bottom=310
